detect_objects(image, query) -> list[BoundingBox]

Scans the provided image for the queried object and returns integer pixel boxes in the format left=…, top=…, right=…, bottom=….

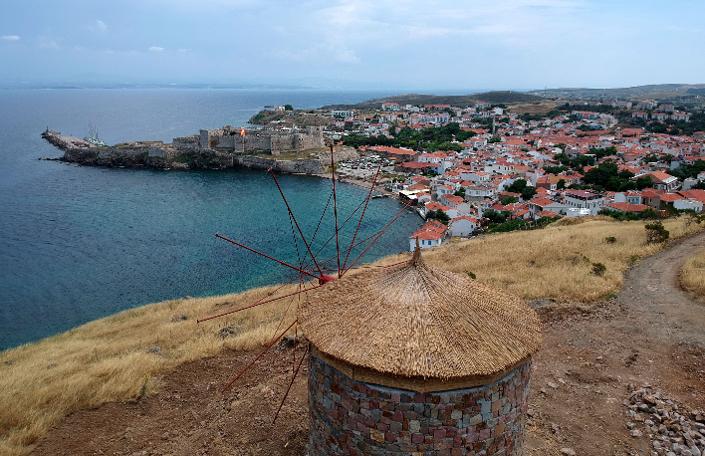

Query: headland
left=41, top=125, right=358, bottom=174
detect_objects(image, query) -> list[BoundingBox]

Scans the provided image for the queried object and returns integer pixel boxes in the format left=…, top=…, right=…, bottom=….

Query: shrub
left=466, top=271, right=477, bottom=280
left=645, top=221, right=670, bottom=244
left=592, top=262, right=607, bottom=276
left=605, top=236, right=617, bottom=244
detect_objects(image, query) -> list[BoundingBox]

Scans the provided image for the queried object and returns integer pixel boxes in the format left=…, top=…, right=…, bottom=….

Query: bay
left=0, top=89, right=420, bottom=349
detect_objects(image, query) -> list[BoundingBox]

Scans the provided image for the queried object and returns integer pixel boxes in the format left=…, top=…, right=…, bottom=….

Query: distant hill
left=529, top=84, right=705, bottom=101
left=324, top=91, right=544, bottom=109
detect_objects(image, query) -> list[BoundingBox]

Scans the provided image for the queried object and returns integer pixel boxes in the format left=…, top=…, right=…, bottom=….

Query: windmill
left=197, top=144, right=414, bottom=423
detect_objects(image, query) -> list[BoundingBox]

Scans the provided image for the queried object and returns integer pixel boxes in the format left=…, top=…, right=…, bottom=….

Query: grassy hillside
left=680, top=249, right=705, bottom=299
left=325, top=91, right=544, bottom=109
left=0, top=217, right=702, bottom=455
left=530, top=83, right=705, bottom=100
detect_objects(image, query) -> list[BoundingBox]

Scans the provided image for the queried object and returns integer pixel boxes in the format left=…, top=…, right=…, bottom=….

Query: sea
left=0, top=88, right=421, bottom=350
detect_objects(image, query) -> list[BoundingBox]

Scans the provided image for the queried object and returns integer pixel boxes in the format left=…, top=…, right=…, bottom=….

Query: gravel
left=625, top=386, right=705, bottom=456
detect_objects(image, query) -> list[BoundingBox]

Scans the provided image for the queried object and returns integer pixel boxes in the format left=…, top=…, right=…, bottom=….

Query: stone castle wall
left=43, top=129, right=334, bottom=173
left=198, top=127, right=324, bottom=155
left=308, top=353, right=532, bottom=456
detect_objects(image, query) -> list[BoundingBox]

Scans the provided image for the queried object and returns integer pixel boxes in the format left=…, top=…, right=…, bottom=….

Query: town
left=258, top=93, right=705, bottom=252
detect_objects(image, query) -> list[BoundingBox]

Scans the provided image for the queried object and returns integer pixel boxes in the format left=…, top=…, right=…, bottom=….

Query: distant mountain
left=529, top=84, right=705, bottom=101
left=324, top=91, right=544, bottom=109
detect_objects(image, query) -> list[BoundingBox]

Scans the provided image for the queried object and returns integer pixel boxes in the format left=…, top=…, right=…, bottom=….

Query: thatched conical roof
left=298, top=250, right=542, bottom=381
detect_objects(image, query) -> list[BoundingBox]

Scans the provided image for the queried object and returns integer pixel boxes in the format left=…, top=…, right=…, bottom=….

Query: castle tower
left=298, top=248, right=542, bottom=455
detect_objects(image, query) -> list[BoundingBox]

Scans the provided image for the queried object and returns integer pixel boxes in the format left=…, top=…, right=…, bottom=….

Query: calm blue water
left=0, top=89, right=420, bottom=349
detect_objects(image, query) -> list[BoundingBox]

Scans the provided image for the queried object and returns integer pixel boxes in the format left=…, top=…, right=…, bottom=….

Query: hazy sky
left=1, top=0, right=703, bottom=90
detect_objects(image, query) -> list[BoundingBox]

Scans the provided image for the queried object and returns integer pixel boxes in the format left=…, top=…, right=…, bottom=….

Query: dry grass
left=680, top=249, right=705, bottom=299
left=0, top=285, right=299, bottom=456
left=418, top=216, right=702, bottom=302
left=0, top=216, right=702, bottom=455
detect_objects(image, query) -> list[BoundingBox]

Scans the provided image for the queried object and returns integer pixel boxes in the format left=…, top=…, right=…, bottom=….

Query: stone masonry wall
left=308, top=354, right=532, bottom=456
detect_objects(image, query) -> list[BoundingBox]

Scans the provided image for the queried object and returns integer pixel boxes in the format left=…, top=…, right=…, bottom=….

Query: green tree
left=505, top=179, right=536, bottom=200
left=427, top=209, right=450, bottom=224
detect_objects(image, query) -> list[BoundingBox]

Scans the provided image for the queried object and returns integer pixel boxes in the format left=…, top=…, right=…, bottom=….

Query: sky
left=0, top=0, right=704, bottom=90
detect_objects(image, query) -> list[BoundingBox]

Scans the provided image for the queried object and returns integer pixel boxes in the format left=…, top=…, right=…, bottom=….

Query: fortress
left=42, top=125, right=330, bottom=173
left=195, top=125, right=325, bottom=155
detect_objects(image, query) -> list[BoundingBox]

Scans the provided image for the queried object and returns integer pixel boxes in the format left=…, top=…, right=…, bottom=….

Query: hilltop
left=529, top=83, right=705, bottom=101
left=323, top=90, right=544, bottom=109
left=2, top=217, right=704, bottom=455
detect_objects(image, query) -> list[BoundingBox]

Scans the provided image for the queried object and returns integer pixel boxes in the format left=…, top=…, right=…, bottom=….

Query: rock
left=690, top=446, right=701, bottom=456
left=631, top=429, right=644, bottom=438
left=547, top=382, right=559, bottom=389
left=218, top=324, right=240, bottom=339
left=560, top=448, right=576, bottom=456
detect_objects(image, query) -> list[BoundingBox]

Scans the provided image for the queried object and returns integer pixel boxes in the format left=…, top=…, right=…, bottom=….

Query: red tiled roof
left=659, top=193, right=684, bottom=203
left=679, top=189, right=705, bottom=204
left=400, top=161, right=435, bottom=169
left=649, top=171, right=677, bottom=183
left=410, top=220, right=447, bottom=240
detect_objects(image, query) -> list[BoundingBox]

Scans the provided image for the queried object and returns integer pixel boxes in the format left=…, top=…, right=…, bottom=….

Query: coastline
left=314, top=172, right=395, bottom=195
left=40, top=130, right=360, bottom=175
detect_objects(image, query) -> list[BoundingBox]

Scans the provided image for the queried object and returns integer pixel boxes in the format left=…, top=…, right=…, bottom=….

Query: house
left=409, top=220, right=448, bottom=251
left=464, top=185, right=496, bottom=199
left=459, top=170, right=491, bottom=183
left=439, top=194, right=465, bottom=208
left=658, top=192, right=684, bottom=209
left=648, top=171, right=680, bottom=192
left=680, top=189, right=705, bottom=205
left=641, top=188, right=664, bottom=209
left=604, top=202, right=651, bottom=214
left=673, top=199, right=703, bottom=213
left=563, top=190, right=605, bottom=215
left=626, top=191, right=643, bottom=205
left=535, top=174, right=562, bottom=191
left=398, top=161, right=437, bottom=174
left=528, top=197, right=569, bottom=217
left=449, top=216, right=479, bottom=237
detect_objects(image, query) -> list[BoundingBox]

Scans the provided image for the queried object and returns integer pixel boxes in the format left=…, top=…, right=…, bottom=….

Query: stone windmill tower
left=299, top=247, right=542, bottom=455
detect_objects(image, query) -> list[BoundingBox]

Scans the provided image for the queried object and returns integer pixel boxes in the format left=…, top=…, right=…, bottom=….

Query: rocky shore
left=41, top=130, right=358, bottom=175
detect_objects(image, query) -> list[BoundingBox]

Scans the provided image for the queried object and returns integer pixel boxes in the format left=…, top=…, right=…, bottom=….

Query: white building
left=449, top=216, right=479, bottom=237
left=673, top=199, right=704, bottom=213
left=564, top=190, right=605, bottom=216
left=409, top=220, right=448, bottom=251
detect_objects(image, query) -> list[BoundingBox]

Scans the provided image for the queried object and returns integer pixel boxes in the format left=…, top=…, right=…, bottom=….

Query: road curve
left=617, top=229, right=705, bottom=347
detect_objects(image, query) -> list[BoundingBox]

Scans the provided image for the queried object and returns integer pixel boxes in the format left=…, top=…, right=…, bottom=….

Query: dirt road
left=32, top=233, right=705, bottom=455
left=616, top=230, right=705, bottom=347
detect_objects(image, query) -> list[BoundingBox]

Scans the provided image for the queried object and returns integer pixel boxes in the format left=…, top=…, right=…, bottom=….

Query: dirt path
left=616, top=231, right=705, bottom=347
left=31, top=233, right=705, bottom=456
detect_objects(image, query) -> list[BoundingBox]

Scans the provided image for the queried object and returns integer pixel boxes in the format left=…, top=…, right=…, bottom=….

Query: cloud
left=1, top=35, right=20, bottom=41
left=94, top=20, right=108, bottom=32
left=148, top=46, right=165, bottom=52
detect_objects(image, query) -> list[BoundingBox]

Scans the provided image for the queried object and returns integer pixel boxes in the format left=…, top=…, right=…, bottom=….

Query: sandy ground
left=31, top=232, right=705, bottom=456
